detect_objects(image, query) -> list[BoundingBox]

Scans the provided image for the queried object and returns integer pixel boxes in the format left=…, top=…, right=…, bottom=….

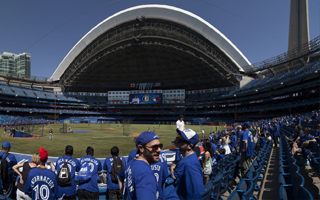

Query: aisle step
left=259, top=147, right=280, bottom=200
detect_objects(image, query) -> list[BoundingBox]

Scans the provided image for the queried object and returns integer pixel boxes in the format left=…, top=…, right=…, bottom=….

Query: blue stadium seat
left=236, top=179, right=250, bottom=193
left=310, top=156, right=320, bottom=175
left=279, top=185, right=287, bottom=200
left=298, top=186, right=314, bottom=200
left=210, top=174, right=222, bottom=200
left=279, top=184, right=314, bottom=200
left=279, top=166, right=305, bottom=187
left=242, top=181, right=255, bottom=200
left=201, top=180, right=213, bottom=200
left=227, top=190, right=241, bottom=200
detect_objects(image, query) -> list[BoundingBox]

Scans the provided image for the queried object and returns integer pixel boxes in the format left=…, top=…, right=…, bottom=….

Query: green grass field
left=0, top=123, right=224, bottom=158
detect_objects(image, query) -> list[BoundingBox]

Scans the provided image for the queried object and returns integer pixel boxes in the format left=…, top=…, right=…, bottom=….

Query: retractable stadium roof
left=50, top=4, right=251, bottom=92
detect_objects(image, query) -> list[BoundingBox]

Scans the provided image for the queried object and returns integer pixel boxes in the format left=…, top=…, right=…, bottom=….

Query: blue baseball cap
left=2, top=141, right=11, bottom=148
left=176, top=129, right=199, bottom=146
left=135, top=131, right=160, bottom=146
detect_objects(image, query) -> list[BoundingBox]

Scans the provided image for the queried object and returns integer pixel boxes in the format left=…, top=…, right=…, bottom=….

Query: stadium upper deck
left=50, top=5, right=251, bottom=92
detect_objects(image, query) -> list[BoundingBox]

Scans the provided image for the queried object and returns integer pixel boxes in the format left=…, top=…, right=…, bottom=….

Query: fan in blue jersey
left=172, top=129, right=204, bottom=200
left=124, top=131, right=162, bottom=200
left=126, top=133, right=140, bottom=164
left=55, top=145, right=81, bottom=200
left=24, top=147, right=58, bottom=200
left=103, top=146, right=126, bottom=200
left=77, top=146, right=103, bottom=200
left=0, top=141, right=17, bottom=197
left=230, top=131, right=238, bottom=153
left=270, top=122, right=280, bottom=147
left=169, top=144, right=182, bottom=179
left=240, top=123, right=253, bottom=176
left=151, top=153, right=169, bottom=200
left=126, top=137, right=169, bottom=200
left=127, top=148, right=138, bottom=164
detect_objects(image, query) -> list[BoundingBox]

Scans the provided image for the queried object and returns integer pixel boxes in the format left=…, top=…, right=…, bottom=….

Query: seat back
left=279, top=185, right=288, bottom=200
left=227, top=190, right=241, bottom=200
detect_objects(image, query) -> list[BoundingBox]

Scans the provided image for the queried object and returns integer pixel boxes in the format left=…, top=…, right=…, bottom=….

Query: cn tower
left=288, top=0, right=310, bottom=53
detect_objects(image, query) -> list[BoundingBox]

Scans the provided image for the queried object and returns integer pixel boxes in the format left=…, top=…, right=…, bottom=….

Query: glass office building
left=0, top=52, right=31, bottom=78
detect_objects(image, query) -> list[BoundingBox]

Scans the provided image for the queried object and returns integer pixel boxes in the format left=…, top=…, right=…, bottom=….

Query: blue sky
left=0, top=0, right=319, bottom=78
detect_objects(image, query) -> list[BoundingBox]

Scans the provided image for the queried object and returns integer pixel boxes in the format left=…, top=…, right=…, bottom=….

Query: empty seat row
left=227, top=141, right=272, bottom=200
left=278, top=135, right=314, bottom=200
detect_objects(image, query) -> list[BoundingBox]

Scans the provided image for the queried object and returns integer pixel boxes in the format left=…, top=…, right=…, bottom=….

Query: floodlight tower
left=288, top=0, right=310, bottom=54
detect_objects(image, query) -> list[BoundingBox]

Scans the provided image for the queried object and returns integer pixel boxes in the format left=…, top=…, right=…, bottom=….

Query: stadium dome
left=50, top=4, right=251, bottom=92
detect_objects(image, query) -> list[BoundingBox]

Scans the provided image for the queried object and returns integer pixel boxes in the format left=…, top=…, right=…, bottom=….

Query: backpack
left=111, top=156, right=123, bottom=183
left=57, top=160, right=71, bottom=186
left=0, top=153, right=9, bottom=184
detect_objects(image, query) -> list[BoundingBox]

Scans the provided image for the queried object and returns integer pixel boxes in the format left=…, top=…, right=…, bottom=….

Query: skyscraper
left=0, top=52, right=31, bottom=78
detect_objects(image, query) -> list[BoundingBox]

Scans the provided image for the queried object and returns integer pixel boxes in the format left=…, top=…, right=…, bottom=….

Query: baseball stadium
left=0, top=3, right=319, bottom=200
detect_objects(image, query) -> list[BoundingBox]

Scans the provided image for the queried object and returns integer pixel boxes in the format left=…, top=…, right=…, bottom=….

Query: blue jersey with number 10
left=25, top=167, right=58, bottom=200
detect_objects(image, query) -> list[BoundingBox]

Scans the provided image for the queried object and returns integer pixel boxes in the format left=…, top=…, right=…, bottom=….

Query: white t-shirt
left=176, top=119, right=185, bottom=131
left=222, top=144, right=231, bottom=155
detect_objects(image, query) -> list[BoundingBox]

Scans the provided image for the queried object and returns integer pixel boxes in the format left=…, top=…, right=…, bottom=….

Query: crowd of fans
left=0, top=111, right=319, bottom=199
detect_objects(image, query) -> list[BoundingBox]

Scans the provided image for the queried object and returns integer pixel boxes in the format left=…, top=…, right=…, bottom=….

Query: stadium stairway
left=259, top=146, right=280, bottom=199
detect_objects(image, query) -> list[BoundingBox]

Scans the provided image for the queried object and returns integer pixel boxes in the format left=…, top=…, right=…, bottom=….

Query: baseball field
left=0, top=123, right=224, bottom=158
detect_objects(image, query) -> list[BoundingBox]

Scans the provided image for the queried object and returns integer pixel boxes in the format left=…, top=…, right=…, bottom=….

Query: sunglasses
left=145, top=143, right=163, bottom=151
